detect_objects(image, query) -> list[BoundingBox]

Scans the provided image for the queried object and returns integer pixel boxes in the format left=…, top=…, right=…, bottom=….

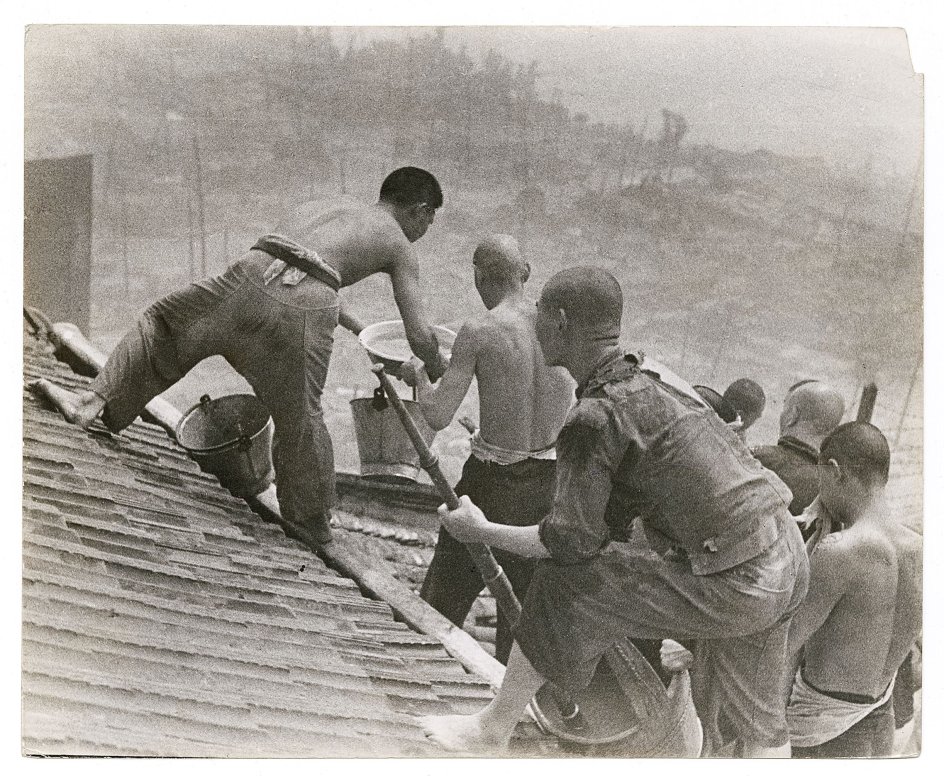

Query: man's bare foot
left=418, top=713, right=507, bottom=753
left=29, top=380, right=105, bottom=429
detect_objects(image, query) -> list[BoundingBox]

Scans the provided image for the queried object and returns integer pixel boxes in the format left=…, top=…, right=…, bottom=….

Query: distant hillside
left=23, top=26, right=923, bottom=528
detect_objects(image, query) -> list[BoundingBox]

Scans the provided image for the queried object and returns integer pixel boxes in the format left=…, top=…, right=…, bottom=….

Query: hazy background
left=23, top=25, right=923, bottom=528
left=358, top=26, right=922, bottom=176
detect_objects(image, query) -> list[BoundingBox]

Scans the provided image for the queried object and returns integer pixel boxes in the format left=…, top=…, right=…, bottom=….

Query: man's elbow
left=420, top=404, right=452, bottom=432
left=405, top=326, right=440, bottom=362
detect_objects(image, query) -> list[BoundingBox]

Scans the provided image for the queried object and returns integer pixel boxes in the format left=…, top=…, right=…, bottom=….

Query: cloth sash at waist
left=470, top=429, right=556, bottom=466
left=787, top=667, right=894, bottom=748
left=252, top=233, right=342, bottom=292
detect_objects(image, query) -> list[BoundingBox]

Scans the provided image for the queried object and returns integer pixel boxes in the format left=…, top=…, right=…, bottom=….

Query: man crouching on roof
left=32, top=167, right=448, bottom=547
left=418, top=266, right=810, bottom=756
left=401, top=234, right=574, bottom=665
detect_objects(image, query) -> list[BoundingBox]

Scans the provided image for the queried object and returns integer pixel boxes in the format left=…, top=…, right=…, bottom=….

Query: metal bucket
left=358, top=320, right=456, bottom=372
left=350, top=387, right=436, bottom=481
left=176, top=393, right=275, bottom=498
left=529, top=638, right=699, bottom=755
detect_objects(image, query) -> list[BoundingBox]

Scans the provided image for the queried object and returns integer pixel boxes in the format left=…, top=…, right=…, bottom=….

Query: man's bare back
left=787, top=423, right=922, bottom=704
left=410, top=234, right=574, bottom=450
left=51, top=167, right=447, bottom=430
left=272, top=172, right=444, bottom=378
left=274, top=196, right=413, bottom=287
left=881, top=523, right=922, bottom=684
left=465, top=297, right=573, bottom=452
left=798, top=517, right=899, bottom=697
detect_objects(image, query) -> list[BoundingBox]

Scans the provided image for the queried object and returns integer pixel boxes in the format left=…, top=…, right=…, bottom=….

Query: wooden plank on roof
left=249, top=486, right=506, bottom=691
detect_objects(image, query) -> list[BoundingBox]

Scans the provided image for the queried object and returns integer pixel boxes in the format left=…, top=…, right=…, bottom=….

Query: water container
left=175, top=394, right=275, bottom=498
left=350, top=386, right=436, bottom=481
left=528, top=637, right=699, bottom=755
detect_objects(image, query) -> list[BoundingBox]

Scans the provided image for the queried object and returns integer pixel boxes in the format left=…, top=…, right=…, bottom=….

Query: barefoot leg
left=29, top=379, right=106, bottom=429
left=419, top=643, right=547, bottom=752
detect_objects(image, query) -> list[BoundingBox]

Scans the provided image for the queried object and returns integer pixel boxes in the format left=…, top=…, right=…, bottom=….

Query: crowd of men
left=38, top=168, right=921, bottom=758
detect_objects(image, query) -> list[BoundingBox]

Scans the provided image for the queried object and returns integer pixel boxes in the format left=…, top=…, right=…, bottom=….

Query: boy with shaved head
left=723, top=378, right=766, bottom=442
left=404, top=234, right=574, bottom=663
left=786, top=422, right=921, bottom=758
left=419, top=266, right=808, bottom=756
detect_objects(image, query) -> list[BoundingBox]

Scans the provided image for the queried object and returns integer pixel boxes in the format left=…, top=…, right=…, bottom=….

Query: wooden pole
left=120, top=178, right=130, bottom=298
left=101, top=139, right=115, bottom=229
left=895, top=356, right=921, bottom=446
left=185, top=178, right=196, bottom=281
left=372, top=366, right=520, bottom=617
left=192, top=136, right=207, bottom=278
left=856, top=382, right=878, bottom=423
left=628, top=118, right=648, bottom=188
left=372, top=364, right=586, bottom=729
left=897, top=150, right=923, bottom=265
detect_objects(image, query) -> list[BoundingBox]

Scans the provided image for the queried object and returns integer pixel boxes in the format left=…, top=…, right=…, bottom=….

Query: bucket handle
left=371, top=385, right=388, bottom=411
left=236, top=419, right=258, bottom=478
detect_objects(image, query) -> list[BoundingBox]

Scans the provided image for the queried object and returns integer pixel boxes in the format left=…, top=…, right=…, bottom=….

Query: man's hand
left=458, top=415, right=478, bottom=434
left=400, top=353, right=447, bottom=386
left=660, top=639, right=694, bottom=674
left=397, top=356, right=422, bottom=388
left=438, top=495, right=490, bottom=543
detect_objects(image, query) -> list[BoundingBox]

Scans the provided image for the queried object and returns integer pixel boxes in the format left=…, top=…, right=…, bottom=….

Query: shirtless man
left=403, top=235, right=574, bottom=663
left=419, top=266, right=808, bottom=756
left=33, top=167, right=448, bottom=546
left=786, top=422, right=922, bottom=758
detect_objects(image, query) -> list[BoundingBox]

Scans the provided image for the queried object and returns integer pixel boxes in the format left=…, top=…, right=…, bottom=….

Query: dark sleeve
left=749, top=445, right=795, bottom=506
left=751, top=444, right=778, bottom=468
left=538, top=398, right=630, bottom=563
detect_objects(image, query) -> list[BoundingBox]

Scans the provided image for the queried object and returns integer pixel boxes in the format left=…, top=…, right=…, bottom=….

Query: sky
left=350, top=26, right=922, bottom=178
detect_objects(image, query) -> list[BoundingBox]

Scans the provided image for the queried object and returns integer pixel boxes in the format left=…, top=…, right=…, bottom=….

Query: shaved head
left=540, top=266, right=623, bottom=330
left=724, top=378, right=766, bottom=427
left=782, top=380, right=846, bottom=437
left=820, top=421, right=890, bottom=486
left=473, top=234, right=529, bottom=285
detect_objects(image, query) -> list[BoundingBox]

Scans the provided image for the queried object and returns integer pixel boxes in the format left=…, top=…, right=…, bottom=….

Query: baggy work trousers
left=90, top=248, right=339, bottom=533
left=420, top=454, right=557, bottom=664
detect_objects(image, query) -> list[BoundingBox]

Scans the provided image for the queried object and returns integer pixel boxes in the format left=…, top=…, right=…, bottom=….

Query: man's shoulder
left=816, top=525, right=896, bottom=569
left=367, top=214, right=412, bottom=256
left=456, top=312, right=495, bottom=341
left=479, top=303, right=536, bottom=337
left=561, top=396, right=617, bottom=441
left=335, top=202, right=410, bottom=256
left=885, top=521, right=922, bottom=563
left=557, top=398, right=615, bottom=464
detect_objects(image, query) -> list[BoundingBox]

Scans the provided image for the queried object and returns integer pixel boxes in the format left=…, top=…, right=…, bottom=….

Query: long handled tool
left=371, top=364, right=586, bottom=730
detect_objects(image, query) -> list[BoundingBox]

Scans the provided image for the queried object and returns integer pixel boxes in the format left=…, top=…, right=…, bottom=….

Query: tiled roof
left=22, top=328, right=502, bottom=757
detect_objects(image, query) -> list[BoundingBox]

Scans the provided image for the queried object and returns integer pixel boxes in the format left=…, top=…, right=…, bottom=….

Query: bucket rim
left=527, top=638, right=672, bottom=745
left=175, top=393, right=272, bottom=454
left=358, top=320, right=456, bottom=366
